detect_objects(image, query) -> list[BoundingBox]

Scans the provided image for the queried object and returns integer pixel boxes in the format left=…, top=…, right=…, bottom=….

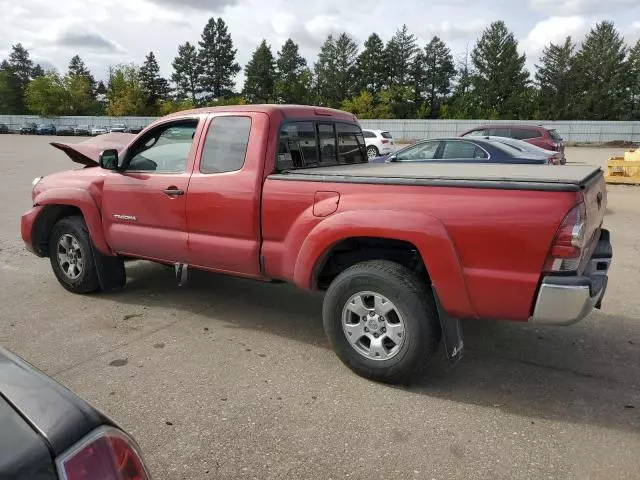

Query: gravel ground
left=0, top=135, right=638, bottom=479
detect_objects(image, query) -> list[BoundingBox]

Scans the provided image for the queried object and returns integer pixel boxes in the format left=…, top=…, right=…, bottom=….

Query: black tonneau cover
left=272, top=162, right=603, bottom=192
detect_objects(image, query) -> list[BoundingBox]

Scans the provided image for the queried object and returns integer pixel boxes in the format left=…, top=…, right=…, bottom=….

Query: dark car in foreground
left=19, top=122, right=37, bottom=134
left=461, top=124, right=565, bottom=160
left=0, top=123, right=9, bottom=134
left=370, top=137, right=554, bottom=164
left=37, top=124, right=57, bottom=135
left=0, top=347, right=151, bottom=479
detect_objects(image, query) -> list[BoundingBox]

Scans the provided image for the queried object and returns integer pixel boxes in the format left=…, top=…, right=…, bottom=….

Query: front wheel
left=323, top=260, right=441, bottom=383
left=366, top=146, right=379, bottom=159
left=48, top=216, right=100, bottom=293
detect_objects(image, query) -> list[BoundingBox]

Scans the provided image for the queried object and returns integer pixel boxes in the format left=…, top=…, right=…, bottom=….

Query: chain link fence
left=1, top=115, right=639, bottom=143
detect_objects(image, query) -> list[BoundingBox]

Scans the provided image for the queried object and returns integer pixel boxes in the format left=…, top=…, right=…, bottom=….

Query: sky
left=1, top=0, right=639, bottom=85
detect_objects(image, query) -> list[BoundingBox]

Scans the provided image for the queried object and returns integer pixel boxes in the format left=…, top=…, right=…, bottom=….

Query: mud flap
left=432, top=288, right=464, bottom=366
left=91, top=244, right=126, bottom=292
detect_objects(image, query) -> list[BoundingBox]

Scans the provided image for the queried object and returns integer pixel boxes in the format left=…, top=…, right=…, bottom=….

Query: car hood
left=51, top=132, right=134, bottom=167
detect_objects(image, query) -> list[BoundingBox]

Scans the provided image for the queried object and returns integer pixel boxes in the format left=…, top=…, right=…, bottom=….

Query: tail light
left=381, top=139, right=390, bottom=144
left=548, top=155, right=561, bottom=165
left=543, top=202, right=586, bottom=273
left=56, top=427, right=151, bottom=480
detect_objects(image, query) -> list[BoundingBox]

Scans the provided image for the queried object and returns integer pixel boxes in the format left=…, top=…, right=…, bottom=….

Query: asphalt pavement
left=0, top=135, right=638, bottom=479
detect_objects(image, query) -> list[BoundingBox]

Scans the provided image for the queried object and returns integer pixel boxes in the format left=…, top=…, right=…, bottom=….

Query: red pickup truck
left=21, top=105, right=612, bottom=383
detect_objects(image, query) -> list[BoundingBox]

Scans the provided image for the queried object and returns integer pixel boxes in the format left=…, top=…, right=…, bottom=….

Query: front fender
left=33, top=187, right=111, bottom=256
left=292, top=210, right=475, bottom=319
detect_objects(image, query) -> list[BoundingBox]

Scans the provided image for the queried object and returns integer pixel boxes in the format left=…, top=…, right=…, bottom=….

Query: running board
left=174, top=263, right=188, bottom=286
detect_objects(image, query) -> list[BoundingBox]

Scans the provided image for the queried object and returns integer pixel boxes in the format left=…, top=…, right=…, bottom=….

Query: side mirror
left=99, top=149, right=119, bottom=170
left=389, top=155, right=398, bottom=162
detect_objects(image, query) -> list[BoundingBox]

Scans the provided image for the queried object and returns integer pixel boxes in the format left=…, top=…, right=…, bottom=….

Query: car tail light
left=381, top=139, right=390, bottom=144
left=57, top=427, right=151, bottom=480
left=548, top=154, right=561, bottom=165
left=543, top=202, right=586, bottom=273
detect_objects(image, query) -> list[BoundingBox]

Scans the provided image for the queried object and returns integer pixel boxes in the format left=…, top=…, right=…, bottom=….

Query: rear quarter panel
left=262, top=179, right=577, bottom=321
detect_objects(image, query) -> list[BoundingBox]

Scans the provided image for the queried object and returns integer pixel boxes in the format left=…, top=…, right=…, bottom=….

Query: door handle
left=164, top=187, right=184, bottom=197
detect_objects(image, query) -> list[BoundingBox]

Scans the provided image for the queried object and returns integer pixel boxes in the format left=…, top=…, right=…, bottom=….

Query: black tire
left=323, top=260, right=441, bottom=384
left=48, top=216, right=101, bottom=294
left=366, top=145, right=379, bottom=159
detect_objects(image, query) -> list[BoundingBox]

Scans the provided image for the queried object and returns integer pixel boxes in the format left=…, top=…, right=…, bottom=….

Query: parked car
left=371, top=137, right=553, bottom=164
left=0, top=346, right=151, bottom=479
left=0, top=123, right=9, bottom=134
left=481, top=135, right=565, bottom=165
left=19, top=122, right=37, bottom=134
left=461, top=124, right=565, bottom=159
left=362, top=129, right=395, bottom=159
left=91, top=126, right=108, bottom=136
left=129, top=125, right=146, bottom=134
left=37, top=124, right=56, bottom=135
left=74, top=125, right=91, bottom=136
left=55, top=125, right=75, bottom=136
left=110, top=123, right=129, bottom=133
left=22, top=105, right=611, bottom=383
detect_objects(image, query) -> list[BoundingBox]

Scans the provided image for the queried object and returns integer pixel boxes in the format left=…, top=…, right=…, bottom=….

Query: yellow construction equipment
left=605, top=148, right=640, bottom=185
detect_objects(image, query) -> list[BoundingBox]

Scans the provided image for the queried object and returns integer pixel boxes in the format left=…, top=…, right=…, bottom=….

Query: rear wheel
left=323, top=260, right=441, bottom=383
left=49, top=216, right=100, bottom=293
left=366, top=146, right=379, bottom=159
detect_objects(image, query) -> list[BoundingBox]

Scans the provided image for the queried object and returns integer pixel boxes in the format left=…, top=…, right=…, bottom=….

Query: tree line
left=1, top=18, right=639, bottom=120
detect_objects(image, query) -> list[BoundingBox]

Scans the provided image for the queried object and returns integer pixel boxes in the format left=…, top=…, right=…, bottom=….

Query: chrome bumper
left=530, top=229, right=612, bottom=326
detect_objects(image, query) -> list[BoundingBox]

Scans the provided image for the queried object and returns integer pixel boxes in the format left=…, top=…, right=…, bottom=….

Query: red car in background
left=461, top=124, right=565, bottom=161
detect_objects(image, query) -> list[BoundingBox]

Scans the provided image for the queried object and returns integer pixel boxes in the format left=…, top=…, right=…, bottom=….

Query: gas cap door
left=313, top=191, right=340, bottom=217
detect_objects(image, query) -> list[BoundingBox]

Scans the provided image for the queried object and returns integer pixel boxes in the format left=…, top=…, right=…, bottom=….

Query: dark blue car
left=371, top=137, right=551, bottom=164
left=36, top=123, right=56, bottom=135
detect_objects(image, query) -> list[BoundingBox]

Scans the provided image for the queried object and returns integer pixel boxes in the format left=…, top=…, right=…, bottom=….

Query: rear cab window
left=277, top=121, right=366, bottom=172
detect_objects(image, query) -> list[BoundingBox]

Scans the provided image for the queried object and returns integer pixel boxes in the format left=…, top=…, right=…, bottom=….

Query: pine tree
left=31, top=64, right=45, bottom=79
left=0, top=61, right=23, bottom=114
left=275, top=38, right=311, bottom=104
left=314, top=33, right=358, bottom=107
left=422, top=36, right=455, bottom=118
left=198, top=17, right=241, bottom=100
left=628, top=40, right=640, bottom=120
left=8, top=43, right=35, bottom=92
left=385, top=25, right=418, bottom=88
left=446, top=46, right=477, bottom=119
left=570, top=21, right=627, bottom=120
left=139, top=51, right=170, bottom=114
left=471, top=21, right=529, bottom=118
left=355, top=33, right=387, bottom=93
left=535, top=37, right=575, bottom=119
left=242, top=40, right=276, bottom=103
left=68, top=55, right=94, bottom=82
left=171, top=41, right=200, bottom=103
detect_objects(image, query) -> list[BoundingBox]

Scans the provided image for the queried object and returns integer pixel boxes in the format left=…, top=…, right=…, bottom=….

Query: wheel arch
left=293, top=210, right=476, bottom=319
left=32, top=188, right=111, bottom=256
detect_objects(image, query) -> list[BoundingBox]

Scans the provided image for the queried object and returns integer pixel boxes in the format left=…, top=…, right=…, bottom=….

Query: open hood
left=50, top=133, right=135, bottom=167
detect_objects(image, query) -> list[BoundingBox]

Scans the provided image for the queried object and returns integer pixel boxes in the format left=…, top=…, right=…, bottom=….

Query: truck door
left=185, top=112, right=269, bottom=277
left=101, top=118, right=203, bottom=263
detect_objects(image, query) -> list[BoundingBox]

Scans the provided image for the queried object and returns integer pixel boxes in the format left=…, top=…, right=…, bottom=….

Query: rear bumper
left=530, top=229, right=612, bottom=326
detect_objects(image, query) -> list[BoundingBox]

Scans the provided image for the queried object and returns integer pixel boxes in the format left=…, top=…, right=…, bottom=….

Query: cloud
left=143, top=0, right=238, bottom=11
left=528, top=0, right=637, bottom=15
left=523, top=16, right=588, bottom=54
left=424, top=19, right=487, bottom=40
left=56, top=29, right=125, bottom=53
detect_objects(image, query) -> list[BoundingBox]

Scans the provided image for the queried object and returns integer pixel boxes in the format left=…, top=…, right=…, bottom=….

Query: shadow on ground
left=105, top=260, right=640, bottom=434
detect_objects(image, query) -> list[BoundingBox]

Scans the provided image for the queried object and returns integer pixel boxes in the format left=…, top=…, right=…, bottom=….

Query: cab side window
left=126, top=121, right=197, bottom=173
left=200, top=116, right=252, bottom=174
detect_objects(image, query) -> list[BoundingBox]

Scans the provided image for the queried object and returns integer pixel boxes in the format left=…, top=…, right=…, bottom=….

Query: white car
left=362, top=129, right=394, bottom=159
left=90, top=126, right=108, bottom=136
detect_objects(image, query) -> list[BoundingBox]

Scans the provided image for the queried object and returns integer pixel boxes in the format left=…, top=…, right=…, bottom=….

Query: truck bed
left=272, top=162, right=603, bottom=192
